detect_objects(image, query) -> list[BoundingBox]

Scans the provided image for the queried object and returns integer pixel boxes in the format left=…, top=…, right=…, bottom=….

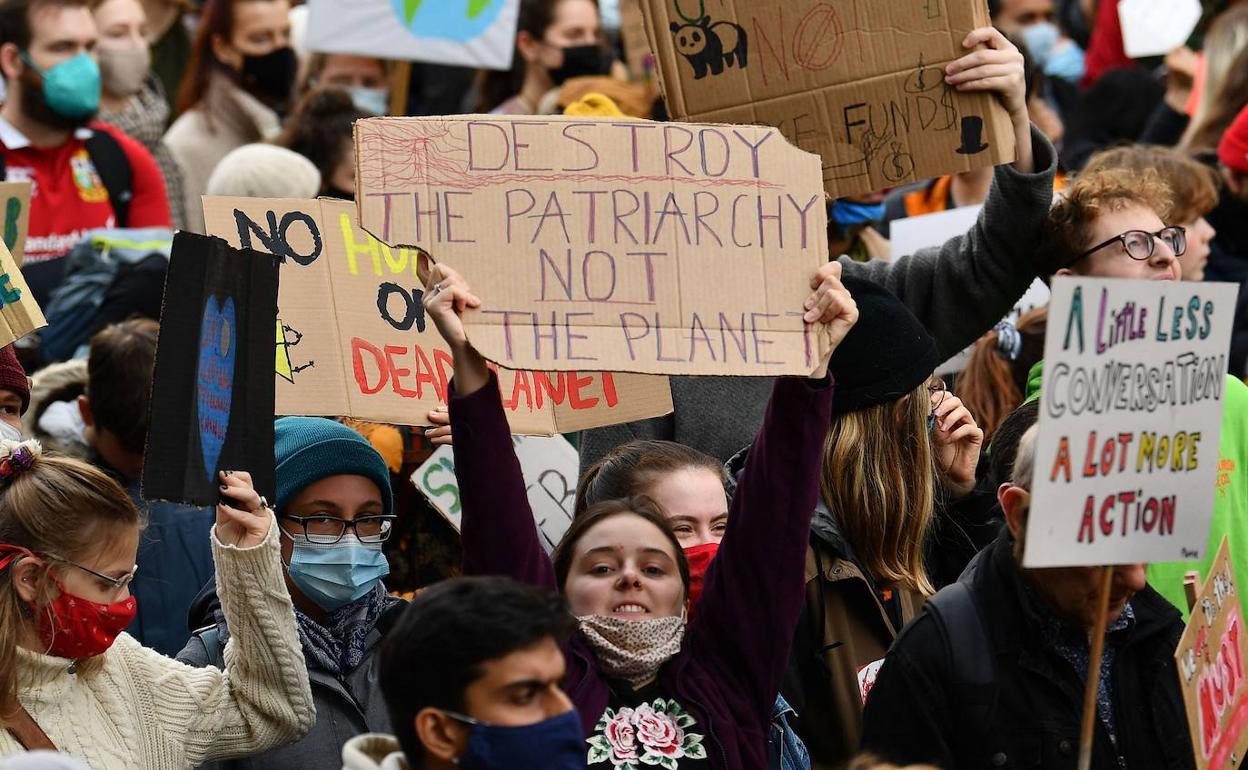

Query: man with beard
left=0, top=0, right=171, bottom=304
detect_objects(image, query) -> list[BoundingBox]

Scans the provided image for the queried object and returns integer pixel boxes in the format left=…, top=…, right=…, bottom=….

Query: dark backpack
left=0, top=128, right=133, bottom=226
left=922, top=578, right=999, bottom=767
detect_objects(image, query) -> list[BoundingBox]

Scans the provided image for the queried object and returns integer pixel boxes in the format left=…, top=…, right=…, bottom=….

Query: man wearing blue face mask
left=829, top=192, right=891, bottom=263
left=0, top=0, right=173, bottom=307
left=179, top=416, right=406, bottom=770
left=992, top=0, right=1085, bottom=84
left=343, top=575, right=584, bottom=770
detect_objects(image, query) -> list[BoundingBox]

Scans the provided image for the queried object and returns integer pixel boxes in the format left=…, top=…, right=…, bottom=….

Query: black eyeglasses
left=279, top=514, right=396, bottom=544
left=1075, top=226, right=1186, bottom=263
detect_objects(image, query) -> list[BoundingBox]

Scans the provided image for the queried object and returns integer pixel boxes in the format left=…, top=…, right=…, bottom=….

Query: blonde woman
left=0, top=443, right=314, bottom=767
left=754, top=277, right=985, bottom=770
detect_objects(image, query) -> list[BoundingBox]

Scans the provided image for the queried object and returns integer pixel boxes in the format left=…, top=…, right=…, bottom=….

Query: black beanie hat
left=829, top=275, right=941, bottom=414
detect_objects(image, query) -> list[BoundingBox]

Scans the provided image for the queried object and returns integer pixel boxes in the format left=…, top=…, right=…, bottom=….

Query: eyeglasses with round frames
left=1075, top=226, right=1186, bottom=263
left=279, top=514, right=396, bottom=544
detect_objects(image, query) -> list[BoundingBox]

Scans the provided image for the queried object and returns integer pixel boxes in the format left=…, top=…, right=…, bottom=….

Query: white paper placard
left=1118, top=0, right=1202, bottom=59
left=412, top=434, right=579, bottom=553
left=1024, top=277, right=1237, bottom=568
left=305, top=0, right=520, bottom=71
left=890, top=204, right=1050, bottom=375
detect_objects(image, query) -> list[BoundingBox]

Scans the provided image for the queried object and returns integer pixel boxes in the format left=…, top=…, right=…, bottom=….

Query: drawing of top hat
left=955, top=115, right=990, bottom=154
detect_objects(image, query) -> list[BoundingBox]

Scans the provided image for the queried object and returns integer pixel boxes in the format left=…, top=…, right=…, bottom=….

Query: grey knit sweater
left=579, top=125, right=1059, bottom=471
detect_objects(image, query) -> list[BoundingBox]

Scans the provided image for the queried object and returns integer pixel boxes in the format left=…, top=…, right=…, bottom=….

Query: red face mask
left=34, top=583, right=137, bottom=659
left=683, top=542, right=720, bottom=611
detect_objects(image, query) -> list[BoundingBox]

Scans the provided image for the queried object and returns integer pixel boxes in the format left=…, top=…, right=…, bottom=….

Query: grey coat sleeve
left=839, top=125, right=1058, bottom=360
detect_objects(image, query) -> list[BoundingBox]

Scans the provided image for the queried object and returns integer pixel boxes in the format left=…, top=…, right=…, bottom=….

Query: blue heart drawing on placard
left=197, top=296, right=236, bottom=485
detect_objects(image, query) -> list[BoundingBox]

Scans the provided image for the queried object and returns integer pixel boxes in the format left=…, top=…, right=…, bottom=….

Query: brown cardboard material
left=619, top=0, right=655, bottom=81
left=0, top=182, right=31, bottom=266
left=637, top=0, right=1015, bottom=199
left=1175, top=538, right=1248, bottom=770
left=355, top=115, right=835, bottom=377
left=204, top=195, right=672, bottom=434
left=0, top=237, right=43, bottom=347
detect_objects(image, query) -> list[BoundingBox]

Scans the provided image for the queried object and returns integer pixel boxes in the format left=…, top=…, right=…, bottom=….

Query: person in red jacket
left=0, top=0, right=171, bottom=304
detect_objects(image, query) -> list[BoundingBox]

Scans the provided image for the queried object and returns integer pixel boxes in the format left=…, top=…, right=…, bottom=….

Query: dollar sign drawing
left=884, top=143, right=913, bottom=182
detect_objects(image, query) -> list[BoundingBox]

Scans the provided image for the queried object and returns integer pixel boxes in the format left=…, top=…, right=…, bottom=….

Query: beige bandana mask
left=578, top=613, right=686, bottom=689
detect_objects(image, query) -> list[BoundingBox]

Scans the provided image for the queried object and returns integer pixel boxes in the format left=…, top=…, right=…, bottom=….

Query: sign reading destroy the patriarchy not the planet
left=204, top=196, right=673, bottom=435
left=1176, top=539, right=1248, bottom=770
left=305, top=0, right=520, bottom=70
left=1024, top=277, right=1238, bottom=569
left=355, top=115, right=836, bottom=378
left=637, top=0, right=1015, bottom=199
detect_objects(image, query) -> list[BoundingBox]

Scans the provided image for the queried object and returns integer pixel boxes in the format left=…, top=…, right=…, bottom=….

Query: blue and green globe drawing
left=390, top=0, right=504, bottom=41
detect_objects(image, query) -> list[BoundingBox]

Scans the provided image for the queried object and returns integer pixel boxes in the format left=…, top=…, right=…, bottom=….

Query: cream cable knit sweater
left=0, top=516, right=315, bottom=768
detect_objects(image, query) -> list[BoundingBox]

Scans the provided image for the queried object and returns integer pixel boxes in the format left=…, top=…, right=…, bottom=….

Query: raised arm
left=425, top=263, right=558, bottom=589
left=843, top=27, right=1058, bottom=360
left=119, top=471, right=315, bottom=765
left=686, top=264, right=856, bottom=710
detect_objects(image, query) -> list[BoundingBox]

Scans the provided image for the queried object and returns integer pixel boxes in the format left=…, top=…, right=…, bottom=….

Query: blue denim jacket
left=770, top=694, right=812, bottom=770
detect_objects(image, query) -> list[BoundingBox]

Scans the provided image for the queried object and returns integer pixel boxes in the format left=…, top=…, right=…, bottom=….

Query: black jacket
left=860, top=535, right=1194, bottom=770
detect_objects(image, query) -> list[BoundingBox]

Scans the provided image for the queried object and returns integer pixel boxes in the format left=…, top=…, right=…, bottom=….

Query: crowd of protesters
left=0, top=0, right=1245, bottom=768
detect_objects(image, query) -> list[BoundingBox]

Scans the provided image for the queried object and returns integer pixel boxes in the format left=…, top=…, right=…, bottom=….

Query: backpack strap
left=5, top=704, right=56, bottom=751
left=923, top=581, right=998, bottom=765
left=193, top=623, right=227, bottom=670
left=84, top=130, right=133, bottom=228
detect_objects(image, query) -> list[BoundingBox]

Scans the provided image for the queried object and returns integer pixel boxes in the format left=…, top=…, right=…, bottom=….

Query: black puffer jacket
left=860, top=535, right=1194, bottom=770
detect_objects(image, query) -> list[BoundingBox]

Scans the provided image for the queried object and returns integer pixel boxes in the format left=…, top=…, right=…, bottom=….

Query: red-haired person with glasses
left=179, top=416, right=406, bottom=770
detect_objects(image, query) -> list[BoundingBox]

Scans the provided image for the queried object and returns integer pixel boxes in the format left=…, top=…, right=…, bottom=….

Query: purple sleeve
left=686, top=376, right=834, bottom=708
left=450, top=373, right=557, bottom=590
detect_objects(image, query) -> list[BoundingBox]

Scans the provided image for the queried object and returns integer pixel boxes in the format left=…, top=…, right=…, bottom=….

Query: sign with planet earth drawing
left=306, top=0, right=522, bottom=70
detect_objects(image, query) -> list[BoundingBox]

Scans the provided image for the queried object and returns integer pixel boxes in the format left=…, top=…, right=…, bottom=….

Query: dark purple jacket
left=450, top=372, right=833, bottom=770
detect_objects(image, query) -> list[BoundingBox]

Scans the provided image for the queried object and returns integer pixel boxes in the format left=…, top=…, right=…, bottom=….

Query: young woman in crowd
left=1181, top=3, right=1248, bottom=151
left=179, top=417, right=405, bottom=770
left=92, top=0, right=187, bottom=230
left=166, top=0, right=295, bottom=232
left=427, top=258, right=857, bottom=770
left=296, top=53, right=390, bottom=116
left=477, top=0, right=610, bottom=114
left=276, top=87, right=368, bottom=200
left=0, top=445, right=313, bottom=766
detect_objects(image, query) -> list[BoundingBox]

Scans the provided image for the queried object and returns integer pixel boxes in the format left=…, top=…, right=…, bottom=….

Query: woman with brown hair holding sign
left=424, top=256, right=856, bottom=770
left=0, top=446, right=314, bottom=767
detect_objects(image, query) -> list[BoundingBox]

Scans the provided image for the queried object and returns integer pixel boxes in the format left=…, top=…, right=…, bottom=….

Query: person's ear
left=516, top=29, right=542, bottom=64
left=0, top=42, right=25, bottom=82
left=1054, top=267, right=1074, bottom=278
left=414, top=708, right=469, bottom=762
left=77, top=394, right=94, bottom=428
left=10, top=555, right=46, bottom=604
left=211, top=33, right=242, bottom=71
left=998, top=483, right=1030, bottom=540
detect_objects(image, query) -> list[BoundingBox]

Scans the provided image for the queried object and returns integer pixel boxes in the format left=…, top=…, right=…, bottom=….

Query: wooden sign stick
left=1183, top=570, right=1202, bottom=612
left=387, top=61, right=411, bottom=116
left=1078, top=566, right=1115, bottom=770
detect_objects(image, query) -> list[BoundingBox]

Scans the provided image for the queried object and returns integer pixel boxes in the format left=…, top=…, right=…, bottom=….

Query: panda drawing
left=669, top=16, right=748, bottom=79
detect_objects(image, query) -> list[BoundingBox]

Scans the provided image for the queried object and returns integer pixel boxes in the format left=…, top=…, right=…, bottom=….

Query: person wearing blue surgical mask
left=178, top=416, right=406, bottom=770
left=298, top=53, right=390, bottom=116
left=994, top=0, right=1085, bottom=83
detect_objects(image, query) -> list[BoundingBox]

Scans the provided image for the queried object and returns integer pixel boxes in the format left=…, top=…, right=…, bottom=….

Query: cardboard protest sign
left=1118, top=0, right=1201, bottom=59
left=356, top=115, right=835, bottom=377
left=619, top=0, right=655, bottom=81
left=0, top=236, right=43, bottom=347
left=413, top=435, right=578, bottom=553
left=1023, top=277, right=1237, bottom=568
left=635, top=0, right=1015, bottom=199
left=890, top=204, right=1049, bottom=375
left=204, top=196, right=673, bottom=434
left=0, top=182, right=31, bottom=265
left=1176, top=539, right=1248, bottom=770
left=305, top=0, right=520, bottom=71
left=142, top=232, right=278, bottom=506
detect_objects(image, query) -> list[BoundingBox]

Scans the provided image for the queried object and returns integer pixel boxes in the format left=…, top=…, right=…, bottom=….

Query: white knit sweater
left=0, top=516, right=316, bottom=768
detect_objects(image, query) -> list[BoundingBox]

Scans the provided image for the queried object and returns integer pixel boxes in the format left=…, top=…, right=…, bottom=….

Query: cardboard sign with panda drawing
left=637, top=0, right=1016, bottom=199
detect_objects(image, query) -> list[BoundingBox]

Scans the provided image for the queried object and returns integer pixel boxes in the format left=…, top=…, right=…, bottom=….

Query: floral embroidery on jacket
left=588, top=698, right=708, bottom=769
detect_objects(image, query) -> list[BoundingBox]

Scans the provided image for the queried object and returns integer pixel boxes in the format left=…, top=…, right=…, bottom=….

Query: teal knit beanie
left=274, top=417, right=394, bottom=515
